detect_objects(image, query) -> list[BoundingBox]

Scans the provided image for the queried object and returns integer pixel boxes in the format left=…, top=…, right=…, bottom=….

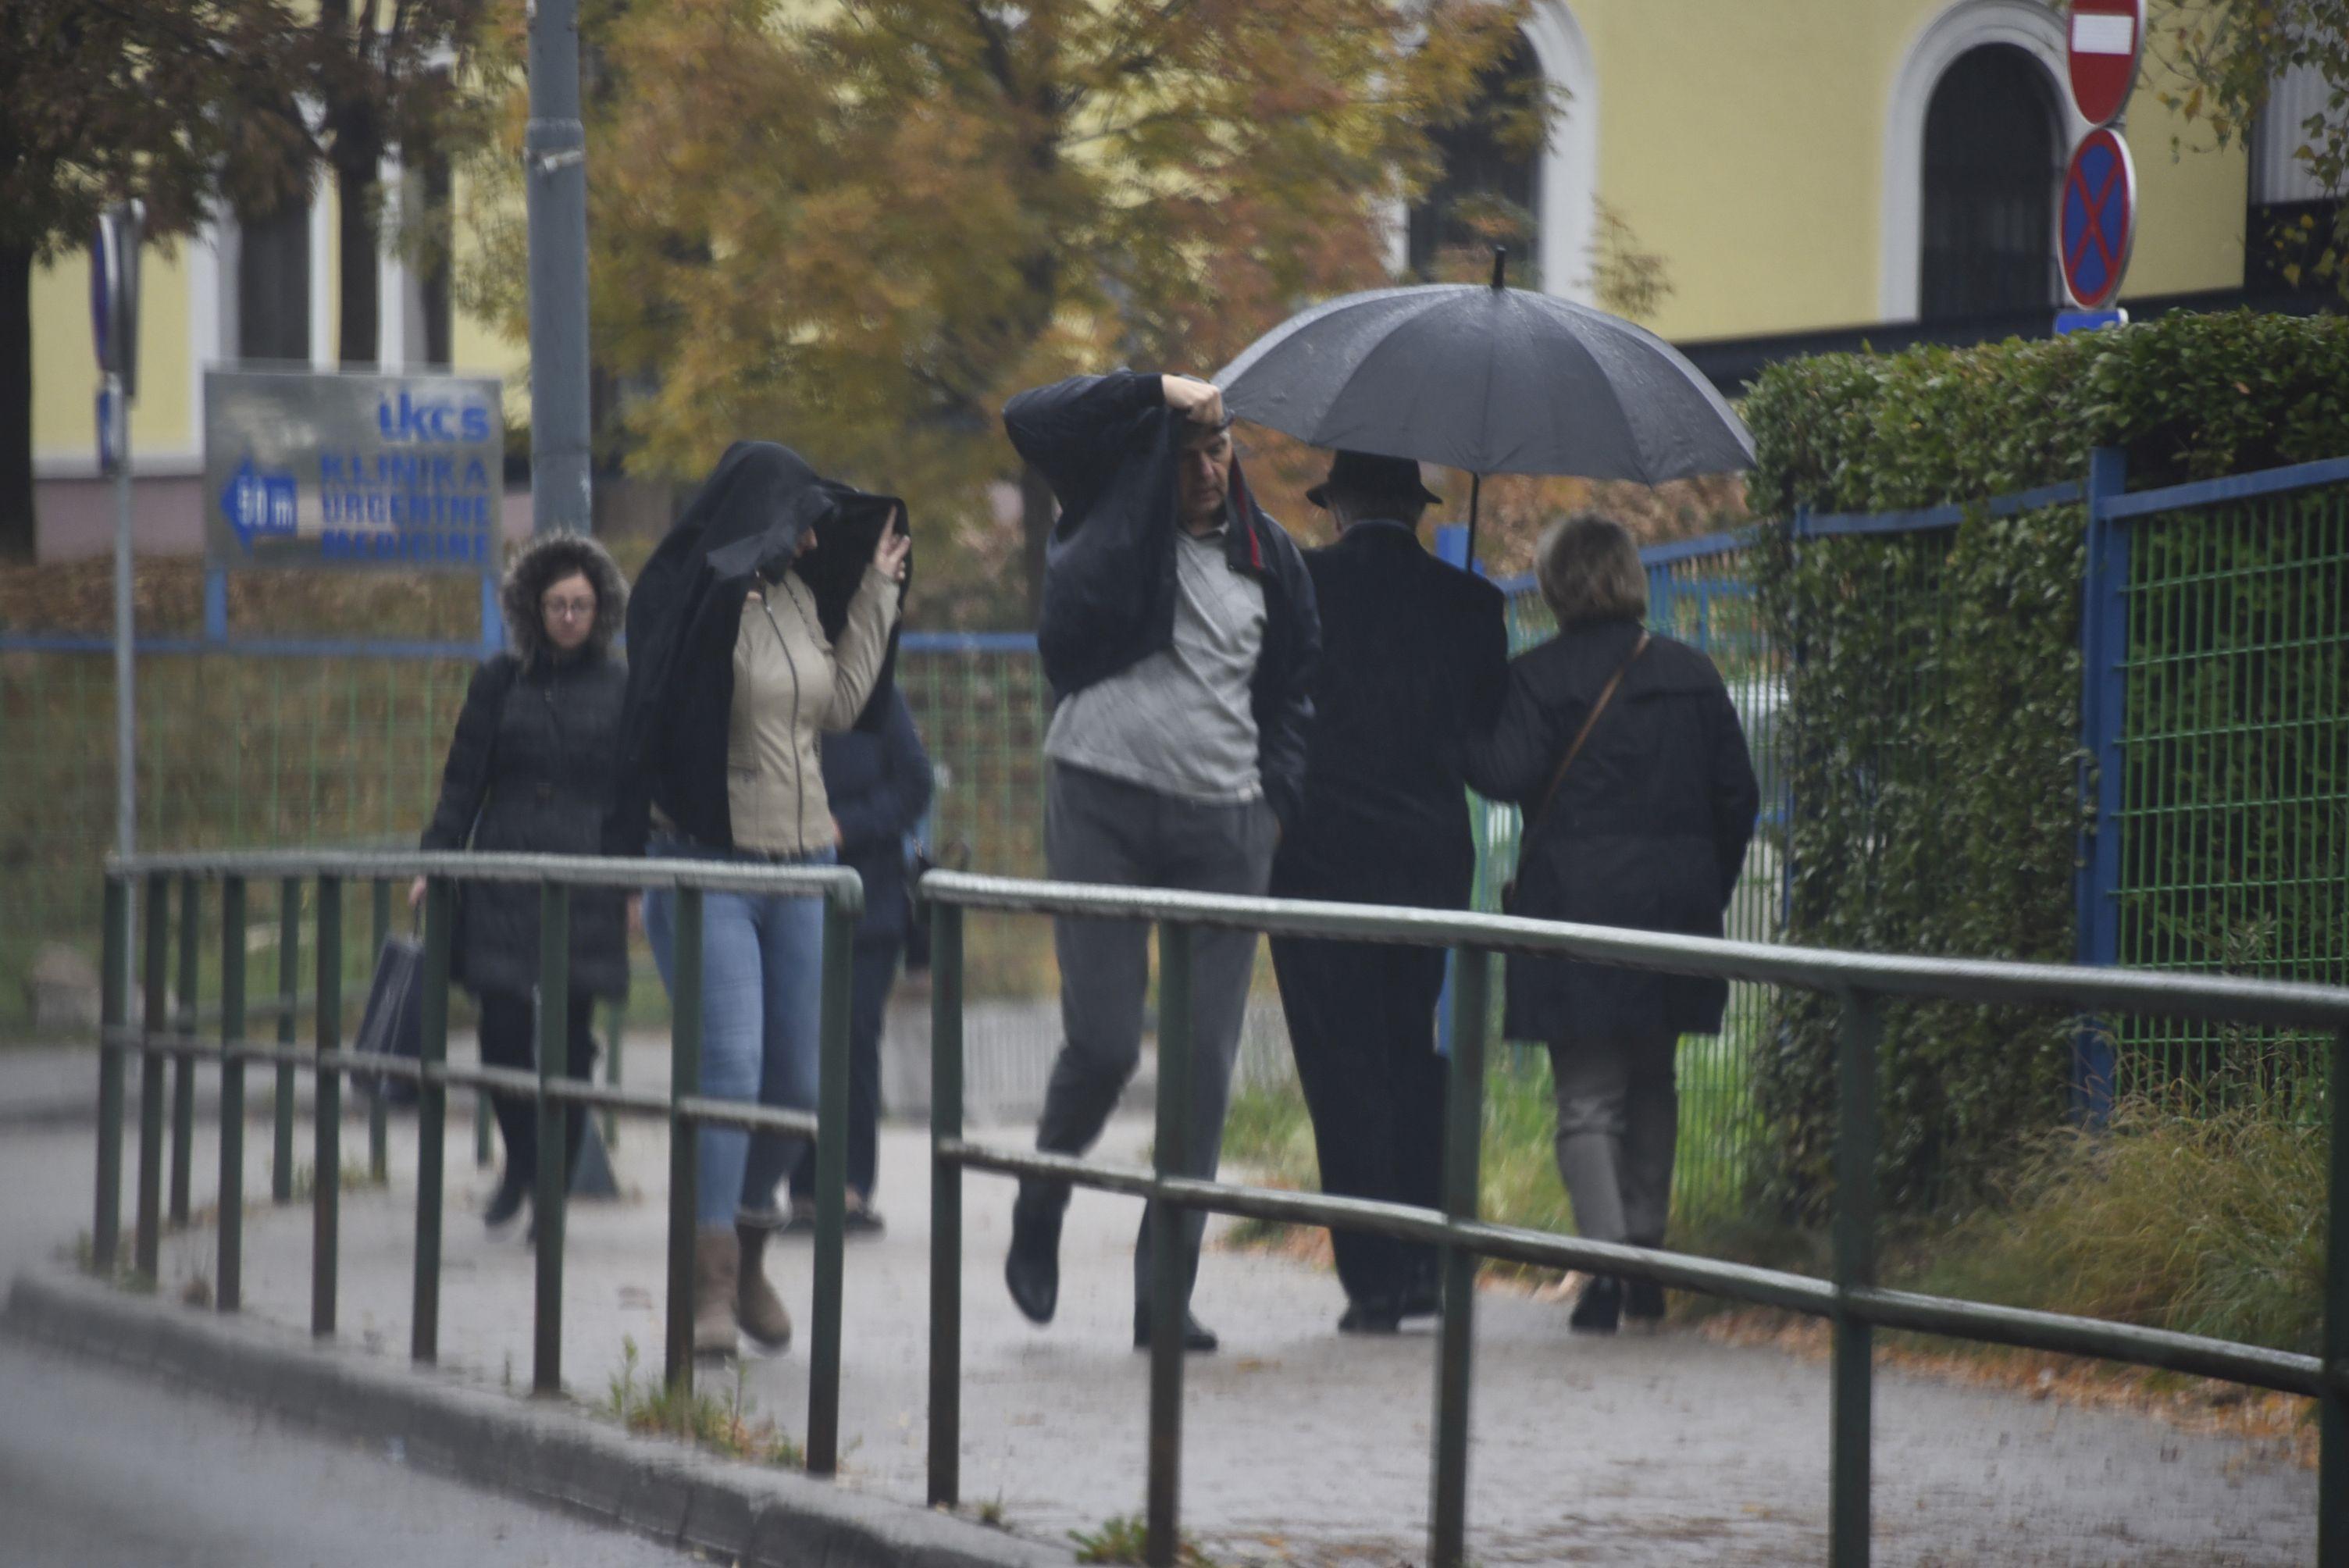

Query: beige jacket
left=726, top=565, right=900, bottom=855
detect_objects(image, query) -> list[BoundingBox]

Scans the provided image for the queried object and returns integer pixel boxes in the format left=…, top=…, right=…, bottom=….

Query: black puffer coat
left=1465, top=617, right=1759, bottom=1042
left=422, top=533, right=632, bottom=1000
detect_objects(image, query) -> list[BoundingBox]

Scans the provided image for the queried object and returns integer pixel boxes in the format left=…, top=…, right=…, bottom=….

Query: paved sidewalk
left=89, top=1089, right=2314, bottom=1568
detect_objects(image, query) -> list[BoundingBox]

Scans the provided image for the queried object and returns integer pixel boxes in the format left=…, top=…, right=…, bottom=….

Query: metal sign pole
left=112, top=371, right=134, bottom=863
left=526, top=0, right=592, bottom=536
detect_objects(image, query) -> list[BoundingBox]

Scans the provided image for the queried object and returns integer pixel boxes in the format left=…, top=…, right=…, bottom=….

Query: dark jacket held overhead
left=422, top=532, right=632, bottom=1000
left=1004, top=371, right=1320, bottom=827
left=1271, top=519, right=1509, bottom=909
left=608, top=441, right=910, bottom=857
left=1465, top=618, right=1760, bottom=1042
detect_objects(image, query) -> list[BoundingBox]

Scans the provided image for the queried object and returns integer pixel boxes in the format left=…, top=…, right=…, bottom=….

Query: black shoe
left=1133, top=1308, right=1218, bottom=1353
left=1570, top=1275, right=1622, bottom=1335
left=1398, top=1281, right=1443, bottom=1320
left=843, top=1194, right=886, bottom=1238
left=1624, top=1277, right=1666, bottom=1324
left=1004, top=1195, right=1062, bottom=1324
left=1337, top=1296, right=1403, bottom=1335
left=483, top=1169, right=529, bottom=1231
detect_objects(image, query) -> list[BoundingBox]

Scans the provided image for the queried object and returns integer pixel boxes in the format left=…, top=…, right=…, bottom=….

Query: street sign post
left=2061, top=128, right=2137, bottom=310
left=92, top=201, right=144, bottom=867
left=2066, top=0, right=2145, bottom=128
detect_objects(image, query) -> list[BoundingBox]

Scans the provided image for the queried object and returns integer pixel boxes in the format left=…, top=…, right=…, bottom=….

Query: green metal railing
left=89, top=849, right=863, bottom=1473
left=916, top=868, right=2349, bottom=1568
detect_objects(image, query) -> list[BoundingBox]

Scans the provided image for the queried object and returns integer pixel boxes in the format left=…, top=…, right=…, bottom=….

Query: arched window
left=1918, top=44, right=2059, bottom=319
left=1408, top=36, right=1545, bottom=286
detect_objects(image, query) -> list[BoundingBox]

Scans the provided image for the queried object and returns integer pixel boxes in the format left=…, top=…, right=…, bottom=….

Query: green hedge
left=1744, top=310, right=2349, bottom=1218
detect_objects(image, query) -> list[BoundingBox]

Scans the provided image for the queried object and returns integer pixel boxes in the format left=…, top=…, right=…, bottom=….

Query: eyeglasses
left=543, top=597, right=597, bottom=620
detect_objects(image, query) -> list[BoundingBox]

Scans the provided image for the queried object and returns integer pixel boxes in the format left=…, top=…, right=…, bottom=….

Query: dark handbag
left=1500, top=632, right=1650, bottom=914
left=354, top=934, right=426, bottom=1107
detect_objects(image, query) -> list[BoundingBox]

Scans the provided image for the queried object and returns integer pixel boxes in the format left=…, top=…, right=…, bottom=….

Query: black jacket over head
left=1465, top=617, right=1759, bottom=1042
left=1004, top=371, right=1321, bottom=827
left=608, top=441, right=909, bottom=857
left=1271, top=519, right=1508, bottom=910
left=819, top=686, right=933, bottom=943
left=422, top=531, right=632, bottom=999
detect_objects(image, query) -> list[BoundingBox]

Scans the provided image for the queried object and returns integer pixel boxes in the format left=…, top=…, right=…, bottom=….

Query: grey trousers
left=1548, top=1035, right=1680, bottom=1249
left=1031, top=762, right=1278, bottom=1312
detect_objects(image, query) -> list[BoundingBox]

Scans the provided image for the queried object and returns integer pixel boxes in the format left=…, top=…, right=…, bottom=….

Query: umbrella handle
left=1490, top=246, right=1506, bottom=290
left=1464, top=472, right=1481, bottom=572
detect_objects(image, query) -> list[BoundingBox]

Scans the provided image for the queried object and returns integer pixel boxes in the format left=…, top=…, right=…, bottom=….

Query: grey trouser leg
left=1548, top=1036, right=1680, bottom=1248
left=1032, top=763, right=1277, bottom=1314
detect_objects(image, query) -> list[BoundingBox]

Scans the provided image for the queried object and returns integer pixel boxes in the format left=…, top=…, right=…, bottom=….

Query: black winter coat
left=820, top=688, right=933, bottom=943
left=1270, top=519, right=1508, bottom=910
left=609, top=442, right=908, bottom=856
left=1466, top=618, right=1759, bottom=1042
left=422, top=647, right=632, bottom=1000
left=1005, top=372, right=1321, bottom=828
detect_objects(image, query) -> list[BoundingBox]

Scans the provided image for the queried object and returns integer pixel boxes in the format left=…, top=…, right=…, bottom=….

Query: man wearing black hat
left=1268, top=449, right=1509, bottom=1335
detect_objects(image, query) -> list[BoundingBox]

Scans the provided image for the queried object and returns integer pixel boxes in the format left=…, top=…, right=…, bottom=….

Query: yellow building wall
left=1575, top=0, right=2247, bottom=340
left=31, top=244, right=199, bottom=462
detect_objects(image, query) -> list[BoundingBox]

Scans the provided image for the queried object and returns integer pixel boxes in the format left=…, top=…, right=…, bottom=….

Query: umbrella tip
left=1490, top=246, right=1506, bottom=290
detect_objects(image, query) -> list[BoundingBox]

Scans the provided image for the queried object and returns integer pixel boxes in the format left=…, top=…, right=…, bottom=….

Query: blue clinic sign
left=204, top=367, right=504, bottom=572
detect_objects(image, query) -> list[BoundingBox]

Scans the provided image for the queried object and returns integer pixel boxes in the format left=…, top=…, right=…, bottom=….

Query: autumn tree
left=512, top=0, right=1549, bottom=624
left=0, top=1, right=311, bottom=561
left=2151, top=0, right=2349, bottom=293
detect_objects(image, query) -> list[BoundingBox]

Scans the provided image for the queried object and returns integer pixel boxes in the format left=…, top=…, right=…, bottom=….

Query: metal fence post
left=170, top=873, right=198, bottom=1226
left=314, top=875, right=342, bottom=1338
left=137, top=875, right=167, bottom=1280
left=603, top=996, right=622, bottom=1153
left=534, top=882, right=572, bottom=1395
left=414, top=878, right=453, bottom=1364
left=1830, top=986, right=1881, bottom=1568
left=275, top=877, right=299, bottom=1204
left=1430, top=946, right=1488, bottom=1568
left=927, top=900, right=964, bottom=1509
left=1145, top=920, right=1194, bottom=1568
left=218, top=876, right=246, bottom=1313
left=369, top=878, right=392, bottom=1181
left=664, top=887, right=703, bottom=1392
left=2322, top=1024, right=2349, bottom=1563
left=94, top=875, right=129, bottom=1270
left=2071, top=446, right=2130, bottom=1123
left=477, top=1084, right=496, bottom=1168
left=807, top=889, right=857, bottom=1477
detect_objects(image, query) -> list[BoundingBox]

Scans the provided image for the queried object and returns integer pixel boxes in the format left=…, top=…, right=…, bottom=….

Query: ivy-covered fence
left=1743, top=312, right=2349, bottom=1218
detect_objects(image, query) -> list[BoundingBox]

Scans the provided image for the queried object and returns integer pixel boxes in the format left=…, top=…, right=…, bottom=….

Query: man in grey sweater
left=1001, top=369, right=1320, bottom=1352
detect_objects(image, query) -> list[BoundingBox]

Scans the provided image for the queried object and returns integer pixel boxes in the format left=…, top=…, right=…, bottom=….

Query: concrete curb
left=5, top=1264, right=1073, bottom=1568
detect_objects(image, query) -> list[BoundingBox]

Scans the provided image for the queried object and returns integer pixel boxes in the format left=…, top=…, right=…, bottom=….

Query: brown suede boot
left=693, top=1227, right=740, bottom=1358
left=736, top=1222, right=794, bottom=1352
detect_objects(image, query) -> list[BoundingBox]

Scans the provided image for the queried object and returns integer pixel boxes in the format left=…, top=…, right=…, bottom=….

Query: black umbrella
left=1216, top=251, right=1754, bottom=563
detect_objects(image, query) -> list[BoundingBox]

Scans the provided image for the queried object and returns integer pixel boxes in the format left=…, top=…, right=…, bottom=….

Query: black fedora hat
left=1306, top=449, right=1445, bottom=510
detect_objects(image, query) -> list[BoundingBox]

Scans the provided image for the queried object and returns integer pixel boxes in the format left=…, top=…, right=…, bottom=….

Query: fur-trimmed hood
left=502, top=532, right=629, bottom=668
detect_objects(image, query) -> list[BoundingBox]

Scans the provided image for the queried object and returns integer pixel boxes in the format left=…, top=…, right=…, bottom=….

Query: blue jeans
left=643, top=841, right=835, bottom=1229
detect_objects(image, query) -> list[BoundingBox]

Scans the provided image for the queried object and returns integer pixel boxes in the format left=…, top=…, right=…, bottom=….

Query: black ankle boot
left=483, top=1167, right=529, bottom=1230
left=1569, top=1274, right=1622, bottom=1335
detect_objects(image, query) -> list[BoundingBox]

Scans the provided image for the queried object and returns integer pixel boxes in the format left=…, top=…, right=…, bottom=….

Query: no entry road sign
left=2067, top=0, right=2144, bottom=127
left=2062, top=127, right=2137, bottom=310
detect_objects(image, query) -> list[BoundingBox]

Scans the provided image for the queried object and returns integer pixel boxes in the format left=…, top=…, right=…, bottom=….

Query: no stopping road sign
left=2061, top=127, right=2136, bottom=310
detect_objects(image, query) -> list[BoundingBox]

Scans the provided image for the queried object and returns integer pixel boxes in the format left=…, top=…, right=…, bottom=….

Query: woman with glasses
left=417, top=533, right=633, bottom=1233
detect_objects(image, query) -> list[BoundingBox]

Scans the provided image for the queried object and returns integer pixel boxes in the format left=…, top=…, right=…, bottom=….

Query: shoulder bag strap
left=1524, top=631, right=1649, bottom=838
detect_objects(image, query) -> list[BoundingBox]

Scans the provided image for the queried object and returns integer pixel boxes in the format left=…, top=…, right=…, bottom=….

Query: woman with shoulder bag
left=1465, top=514, right=1759, bottom=1335
left=415, top=533, right=634, bottom=1233
left=610, top=442, right=910, bottom=1360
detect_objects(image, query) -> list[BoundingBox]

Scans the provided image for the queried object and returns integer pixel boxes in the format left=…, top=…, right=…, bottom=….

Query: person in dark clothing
left=1268, top=450, right=1509, bottom=1335
left=775, top=686, right=933, bottom=1234
left=1001, top=369, right=1321, bottom=1354
left=1463, top=513, right=1759, bottom=1334
left=417, top=532, right=633, bottom=1231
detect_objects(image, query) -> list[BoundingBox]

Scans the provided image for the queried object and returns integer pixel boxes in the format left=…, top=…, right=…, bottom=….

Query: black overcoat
left=1268, top=519, right=1508, bottom=910
left=1465, top=618, right=1760, bottom=1042
left=820, top=687, right=933, bottom=943
left=422, top=534, right=633, bottom=1000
